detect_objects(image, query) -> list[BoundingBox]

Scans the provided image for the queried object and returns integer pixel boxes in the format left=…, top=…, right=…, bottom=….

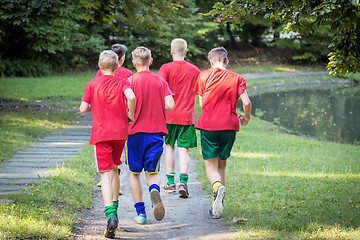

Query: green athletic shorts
left=200, top=129, right=236, bottom=160
left=164, top=124, right=197, bottom=148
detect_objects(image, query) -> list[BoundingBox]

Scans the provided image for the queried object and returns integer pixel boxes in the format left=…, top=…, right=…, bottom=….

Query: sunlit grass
left=0, top=145, right=97, bottom=239
left=230, top=64, right=326, bottom=74
left=0, top=70, right=97, bottom=102
left=0, top=112, right=78, bottom=162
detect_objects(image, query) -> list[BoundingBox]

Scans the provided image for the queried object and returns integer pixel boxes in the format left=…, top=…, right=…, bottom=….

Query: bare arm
left=165, top=95, right=175, bottom=111
left=124, top=88, right=136, bottom=124
left=79, top=101, right=91, bottom=113
left=239, top=90, right=251, bottom=126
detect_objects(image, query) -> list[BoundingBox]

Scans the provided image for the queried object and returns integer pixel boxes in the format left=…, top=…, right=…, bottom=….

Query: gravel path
left=74, top=149, right=233, bottom=240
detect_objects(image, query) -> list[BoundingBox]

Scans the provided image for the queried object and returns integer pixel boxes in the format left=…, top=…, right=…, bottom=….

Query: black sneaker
left=104, top=214, right=118, bottom=238
left=212, top=185, right=226, bottom=219
left=178, top=183, right=189, bottom=198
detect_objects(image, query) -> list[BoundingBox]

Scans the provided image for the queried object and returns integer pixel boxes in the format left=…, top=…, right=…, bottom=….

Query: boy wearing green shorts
left=158, top=38, right=200, bottom=198
left=194, top=47, right=251, bottom=219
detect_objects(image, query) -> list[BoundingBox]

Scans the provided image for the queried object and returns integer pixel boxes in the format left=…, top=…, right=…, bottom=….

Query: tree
left=208, top=0, right=360, bottom=76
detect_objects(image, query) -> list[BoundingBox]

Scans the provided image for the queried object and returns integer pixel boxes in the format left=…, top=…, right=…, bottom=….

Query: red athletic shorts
left=94, top=140, right=125, bottom=172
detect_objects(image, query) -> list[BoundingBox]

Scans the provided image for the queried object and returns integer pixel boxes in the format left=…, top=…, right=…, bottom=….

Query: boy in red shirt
left=96, top=44, right=133, bottom=79
left=126, top=46, right=174, bottom=224
left=95, top=44, right=132, bottom=195
left=158, top=38, right=200, bottom=198
left=80, top=50, right=136, bottom=238
left=194, top=47, right=251, bottom=219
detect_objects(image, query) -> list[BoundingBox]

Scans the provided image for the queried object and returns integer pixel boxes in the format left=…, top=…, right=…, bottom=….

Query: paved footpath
left=0, top=113, right=92, bottom=201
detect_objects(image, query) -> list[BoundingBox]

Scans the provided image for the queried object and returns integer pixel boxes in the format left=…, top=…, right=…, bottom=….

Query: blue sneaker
left=150, top=189, right=165, bottom=221
left=134, top=214, right=147, bottom=225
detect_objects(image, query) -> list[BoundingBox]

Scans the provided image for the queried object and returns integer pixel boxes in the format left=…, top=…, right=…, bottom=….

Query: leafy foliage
left=208, top=0, right=360, bottom=76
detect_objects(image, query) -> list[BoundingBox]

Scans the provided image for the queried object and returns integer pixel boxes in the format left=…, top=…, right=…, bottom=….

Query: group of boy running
left=80, top=38, right=251, bottom=238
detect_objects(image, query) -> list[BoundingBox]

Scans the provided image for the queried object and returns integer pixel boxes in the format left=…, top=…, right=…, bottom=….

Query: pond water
left=247, top=85, right=360, bottom=145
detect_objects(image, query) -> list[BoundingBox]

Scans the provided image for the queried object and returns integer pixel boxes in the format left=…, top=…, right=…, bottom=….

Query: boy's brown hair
left=99, top=50, right=118, bottom=71
left=132, top=46, right=151, bottom=66
left=208, top=47, right=228, bottom=64
left=171, top=38, right=187, bottom=55
left=111, top=44, right=127, bottom=58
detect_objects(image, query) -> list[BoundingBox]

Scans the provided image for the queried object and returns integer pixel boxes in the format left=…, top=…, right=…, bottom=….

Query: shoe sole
left=134, top=219, right=146, bottom=225
left=178, top=188, right=189, bottom=198
left=151, top=190, right=165, bottom=221
left=104, top=224, right=117, bottom=238
left=212, top=186, right=226, bottom=219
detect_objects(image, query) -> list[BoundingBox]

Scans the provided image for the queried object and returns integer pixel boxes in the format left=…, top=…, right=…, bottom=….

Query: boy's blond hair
left=132, top=46, right=151, bottom=66
left=99, top=50, right=118, bottom=70
left=208, top=47, right=228, bottom=64
left=171, top=38, right=187, bottom=55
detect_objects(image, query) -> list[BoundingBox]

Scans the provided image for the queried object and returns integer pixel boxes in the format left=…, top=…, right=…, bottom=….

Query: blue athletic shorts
left=125, top=132, right=164, bottom=174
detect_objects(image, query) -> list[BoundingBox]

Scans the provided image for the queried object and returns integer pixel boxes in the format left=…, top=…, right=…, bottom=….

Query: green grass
left=0, top=70, right=97, bottom=102
left=0, top=112, right=78, bottom=162
left=192, top=115, right=360, bottom=239
left=0, top=144, right=97, bottom=239
left=230, top=64, right=327, bottom=74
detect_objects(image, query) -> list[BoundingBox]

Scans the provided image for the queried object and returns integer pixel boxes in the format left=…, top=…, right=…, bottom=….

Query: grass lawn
left=0, top=144, right=96, bottom=239
left=192, top=109, right=360, bottom=239
left=0, top=70, right=97, bottom=102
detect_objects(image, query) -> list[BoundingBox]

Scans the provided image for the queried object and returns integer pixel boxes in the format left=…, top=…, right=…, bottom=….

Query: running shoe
left=212, top=185, right=226, bottom=219
left=178, top=183, right=189, bottom=198
left=104, top=214, right=118, bottom=238
left=150, top=189, right=165, bottom=221
left=163, top=183, right=176, bottom=192
left=134, top=213, right=147, bottom=225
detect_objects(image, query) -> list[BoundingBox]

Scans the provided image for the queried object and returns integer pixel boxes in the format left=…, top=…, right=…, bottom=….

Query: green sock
left=113, top=200, right=119, bottom=210
left=104, top=205, right=117, bottom=220
left=179, top=173, right=188, bottom=185
left=166, top=172, right=175, bottom=185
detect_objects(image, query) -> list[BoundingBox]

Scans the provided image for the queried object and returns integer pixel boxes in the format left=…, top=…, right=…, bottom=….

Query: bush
left=0, top=59, right=52, bottom=77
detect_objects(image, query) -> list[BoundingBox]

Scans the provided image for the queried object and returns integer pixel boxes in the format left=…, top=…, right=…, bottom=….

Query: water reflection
left=247, top=86, right=360, bottom=145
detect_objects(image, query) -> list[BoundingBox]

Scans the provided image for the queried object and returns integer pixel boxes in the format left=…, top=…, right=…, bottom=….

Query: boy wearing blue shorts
left=80, top=50, right=136, bottom=238
left=194, top=47, right=251, bottom=219
left=126, top=46, right=174, bottom=224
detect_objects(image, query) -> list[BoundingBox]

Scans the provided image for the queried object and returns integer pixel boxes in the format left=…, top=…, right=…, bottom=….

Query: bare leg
left=112, top=165, right=120, bottom=201
left=218, top=160, right=227, bottom=186
left=145, top=173, right=160, bottom=187
left=204, top=157, right=221, bottom=185
left=101, top=170, right=114, bottom=207
left=165, top=144, right=175, bottom=173
left=129, top=172, right=142, bottom=203
left=178, top=147, right=189, bottom=174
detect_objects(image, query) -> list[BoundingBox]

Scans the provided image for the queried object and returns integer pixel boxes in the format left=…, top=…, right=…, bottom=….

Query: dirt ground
left=73, top=150, right=234, bottom=240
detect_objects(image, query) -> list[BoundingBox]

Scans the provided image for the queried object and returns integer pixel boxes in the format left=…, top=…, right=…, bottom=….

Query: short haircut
left=111, top=44, right=127, bottom=58
left=99, top=50, right=118, bottom=71
left=208, top=47, right=228, bottom=64
left=171, top=38, right=187, bottom=55
left=132, top=46, right=151, bottom=66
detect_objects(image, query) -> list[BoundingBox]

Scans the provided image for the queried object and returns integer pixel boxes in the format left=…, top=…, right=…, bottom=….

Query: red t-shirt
left=96, top=66, right=133, bottom=79
left=82, top=75, right=131, bottom=144
left=128, top=71, right=173, bottom=135
left=158, top=61, right=200, bottom=125
left=194, top=68, right=246, bottom=131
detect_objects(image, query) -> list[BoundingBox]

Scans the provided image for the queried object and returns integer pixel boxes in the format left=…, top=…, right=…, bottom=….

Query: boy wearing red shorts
left=80, top=50, right=136, bottom=238
left=126, top=46, right=174, bottom=225
left=95, top=44, right=133, bottom=194
left=96, top=43, right=133, bottom=79
left=158, top=38, right=200, bottom=198
left=194, top=47, right=251, bottom=219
